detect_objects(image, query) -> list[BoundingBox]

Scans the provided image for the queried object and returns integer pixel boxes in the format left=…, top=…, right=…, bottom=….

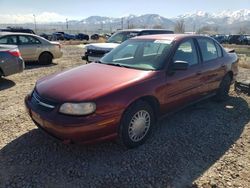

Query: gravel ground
left=0, top=45, right=250, bottom=188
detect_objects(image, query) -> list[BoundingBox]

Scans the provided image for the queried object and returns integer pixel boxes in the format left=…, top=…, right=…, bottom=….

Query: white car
left=82, top=29, right=173, bottom=62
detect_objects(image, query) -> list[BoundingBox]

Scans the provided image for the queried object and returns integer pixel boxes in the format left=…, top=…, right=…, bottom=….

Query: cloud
left=0, top=12, right=68, bottom=24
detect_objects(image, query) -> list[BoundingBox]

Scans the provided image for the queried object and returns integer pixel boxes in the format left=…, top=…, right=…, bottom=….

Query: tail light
left=7, top=49, right=21, bottom=57
left=56, top=43, right=61, bottom=49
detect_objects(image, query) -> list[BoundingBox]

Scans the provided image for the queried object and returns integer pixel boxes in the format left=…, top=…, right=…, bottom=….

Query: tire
left=119, top=100, right=155, bottom=148
left=215, top=74, right=232, bottom=102
left=38, top=52, right=53, bottom=65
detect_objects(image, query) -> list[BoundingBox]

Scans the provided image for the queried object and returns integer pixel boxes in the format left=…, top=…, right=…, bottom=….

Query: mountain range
left=65, top=9, right=250, bottom=34
left=1, top=9, right=250, bottom=34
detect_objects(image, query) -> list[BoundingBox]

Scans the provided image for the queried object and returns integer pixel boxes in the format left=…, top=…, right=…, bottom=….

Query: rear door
left=196, top=38, right=226, bottom=94
left=17, top=35, right=41, bottom=61
left=163, top=38, right=203, bottom=112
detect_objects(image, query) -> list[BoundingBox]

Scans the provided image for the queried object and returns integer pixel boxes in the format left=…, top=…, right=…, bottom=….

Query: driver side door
left=163, top=39, right=204, bottom=112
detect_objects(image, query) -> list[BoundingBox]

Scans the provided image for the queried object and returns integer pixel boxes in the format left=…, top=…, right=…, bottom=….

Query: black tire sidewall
left=39, top=53, right=52, bottom=65
left=215, top=74, right=231, bottom=101
left=119, top=101, right=155, bottom=148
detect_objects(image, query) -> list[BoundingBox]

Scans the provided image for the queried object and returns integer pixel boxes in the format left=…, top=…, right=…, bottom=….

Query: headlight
left=59, top=102, right=96, bottom=116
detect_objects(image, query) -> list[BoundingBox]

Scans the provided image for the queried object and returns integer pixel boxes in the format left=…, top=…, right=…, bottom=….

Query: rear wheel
left=38, top=52, right=53, bottom=65
left=119, top=100, right=155, bottom=148
left=215, top=74, right=232, bottom=101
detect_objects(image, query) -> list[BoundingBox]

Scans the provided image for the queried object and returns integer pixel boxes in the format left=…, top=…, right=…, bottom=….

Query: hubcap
left=128, top=110, right=150, bottom=142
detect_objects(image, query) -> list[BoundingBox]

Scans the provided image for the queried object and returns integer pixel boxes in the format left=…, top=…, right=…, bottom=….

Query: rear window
left=197, top=38, right=218, bottom=62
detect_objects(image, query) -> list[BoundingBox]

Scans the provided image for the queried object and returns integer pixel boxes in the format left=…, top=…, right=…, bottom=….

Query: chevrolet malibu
left=25, top=34, right=238, bottom=148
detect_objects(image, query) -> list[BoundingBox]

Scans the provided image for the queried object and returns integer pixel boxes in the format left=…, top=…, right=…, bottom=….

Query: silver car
left=0, top=32, right=63, bottom=64
left=0, top=45, right=24, bottom=77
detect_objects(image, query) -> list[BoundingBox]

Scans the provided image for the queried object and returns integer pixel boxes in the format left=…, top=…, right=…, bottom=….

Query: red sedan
left=25, top=34, right=238, bottom=148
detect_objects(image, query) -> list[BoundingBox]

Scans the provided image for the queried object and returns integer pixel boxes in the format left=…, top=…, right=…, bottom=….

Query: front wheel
left=119, top=100, right=155, bottom=148
left=215, top=74, right=232, bottom=101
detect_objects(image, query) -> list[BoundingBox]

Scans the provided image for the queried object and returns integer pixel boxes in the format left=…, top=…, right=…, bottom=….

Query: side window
left=18, top=36, right=41, bottom=45
left=28, top=36, right=41, bottom=44
left=0, top=36, right=17, bottom=45
left=197, top=38, right=218, bottom=62
left=215, top=42, right=223, bottom=57
left=173, top=39, right=198, bottom=66
left=19, top=36, right=30, bottom=45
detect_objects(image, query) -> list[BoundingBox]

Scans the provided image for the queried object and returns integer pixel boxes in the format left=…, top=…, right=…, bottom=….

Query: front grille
left=86, top=49, right=108, bottom=57
left=31, top=90, right=58, bottom=112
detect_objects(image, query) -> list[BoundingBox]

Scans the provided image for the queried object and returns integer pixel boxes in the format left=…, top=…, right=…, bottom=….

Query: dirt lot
left=0, top=45, right=250, bottom=188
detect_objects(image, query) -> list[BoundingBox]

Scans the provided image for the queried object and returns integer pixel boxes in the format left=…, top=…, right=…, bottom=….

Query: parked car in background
left=211, top=34, right=228, bottom=44
left=25, top=34, right=238, bottom=148
left=40, top=33, right=53, bottom=41
left=104, top=33, right=112, bottom=39
left=238, top=35, right=250, bottom=45
left=82, top=29, right=174, bottom=62
left=228, top=35, right=241, bottom=44
left=0, top=45, right=24, bottom=77
left=90, top=34, right=100, bottom=40
left=0, top=27, right=35, bottom=34
left=0, top=32, right=63, bottom=64
left=76, top=33, right=89, bottom=41
left=52, top=32, right=65, bottom=40
left=64, top=33, right=76, bottom=40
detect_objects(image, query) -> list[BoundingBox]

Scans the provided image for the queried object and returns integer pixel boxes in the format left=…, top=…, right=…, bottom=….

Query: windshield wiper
left=105, top=63, right=130, bottom=68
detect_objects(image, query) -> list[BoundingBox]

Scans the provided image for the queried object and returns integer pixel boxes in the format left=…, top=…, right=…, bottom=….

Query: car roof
left=0, top=32, right=37, bottom=37
left=116, top=29, right=173, bottom=32
left=132, top=34, right=206, bottom=42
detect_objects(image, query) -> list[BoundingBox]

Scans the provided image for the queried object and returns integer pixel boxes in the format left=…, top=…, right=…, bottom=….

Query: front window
left=173, top=39, right=198, bottom=66
left=107, top=31, right=139, bottom=43
left=101, top=39, right=173, bottom=70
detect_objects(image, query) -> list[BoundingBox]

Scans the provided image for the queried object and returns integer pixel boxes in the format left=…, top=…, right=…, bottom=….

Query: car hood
left=36, top=63, right=154, bottom=102
left=86, top=43, right=119, bottom=51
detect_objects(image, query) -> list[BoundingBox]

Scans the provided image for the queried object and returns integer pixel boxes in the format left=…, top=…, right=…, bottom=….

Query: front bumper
left=25, top=96, right=120, bottom=144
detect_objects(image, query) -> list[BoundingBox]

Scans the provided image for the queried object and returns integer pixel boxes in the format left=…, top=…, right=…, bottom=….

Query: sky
left=0, top=0, right=249, bottom=23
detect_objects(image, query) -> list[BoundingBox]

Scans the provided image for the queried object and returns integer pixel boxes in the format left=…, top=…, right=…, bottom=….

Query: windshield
left=100, top=39, right=173, bottom=70
left=107, top=31, right=139, bottom=43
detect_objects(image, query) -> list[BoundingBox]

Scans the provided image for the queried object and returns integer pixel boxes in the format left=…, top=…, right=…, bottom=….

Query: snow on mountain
left=1, top=10, right=249, bottom=34
left=176, top=9, right=250, bottom=24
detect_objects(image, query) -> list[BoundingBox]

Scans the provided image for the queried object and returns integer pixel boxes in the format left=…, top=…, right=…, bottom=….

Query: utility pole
left=66, top=18, right=68, bottom=30
left=101, top=21, right=103, bottom=31
left=127, top=19, right=130, bottom=29
left=33, top=14, right=37, bottom=33
left=121, top=17, right=124, bottom=30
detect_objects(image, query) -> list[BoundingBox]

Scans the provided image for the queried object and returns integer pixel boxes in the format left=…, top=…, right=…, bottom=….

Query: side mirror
left=173, top=61, right=189, bottom=70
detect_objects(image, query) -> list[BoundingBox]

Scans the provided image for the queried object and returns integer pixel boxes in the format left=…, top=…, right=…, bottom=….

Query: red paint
left=25, top=34, right=238, bottom=145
